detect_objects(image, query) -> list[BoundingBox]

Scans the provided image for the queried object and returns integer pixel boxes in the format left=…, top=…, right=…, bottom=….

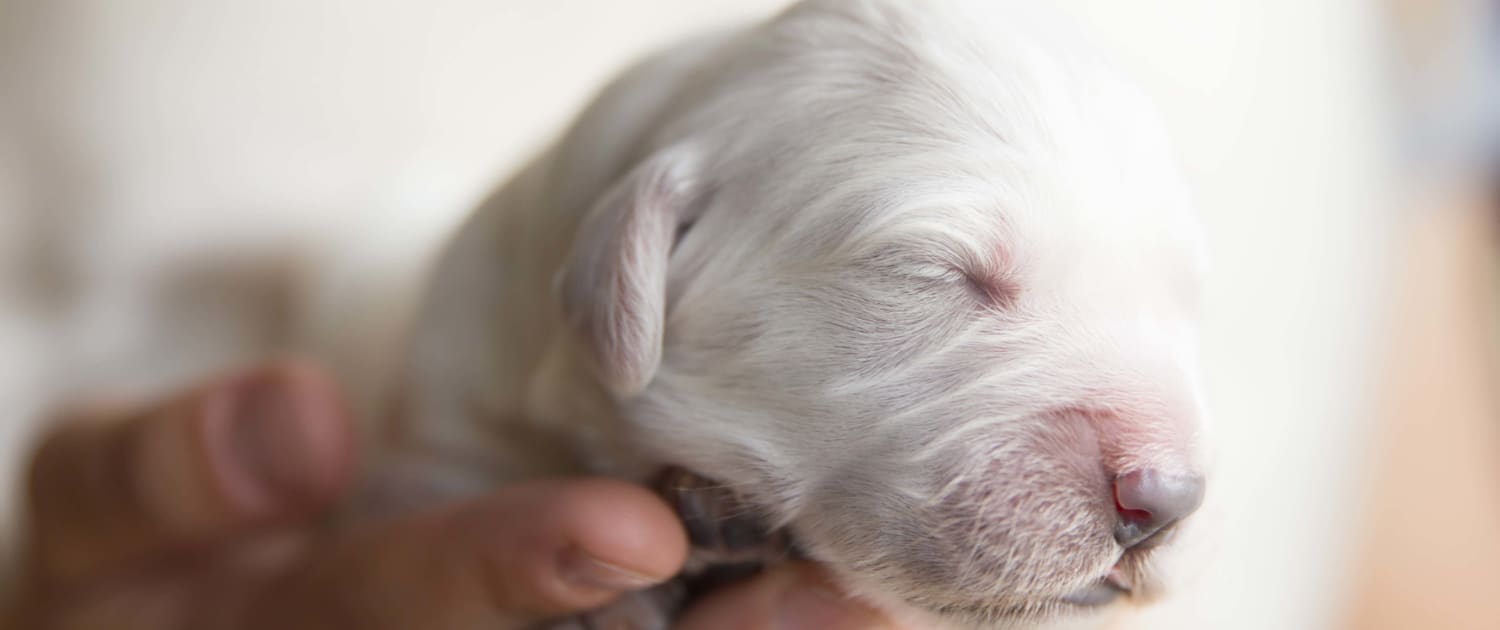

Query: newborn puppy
left=377, top=0, right=1209, bottom=628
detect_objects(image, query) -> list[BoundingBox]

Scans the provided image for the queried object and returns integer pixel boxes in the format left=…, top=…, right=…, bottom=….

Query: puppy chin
left=830, top=570, right=1132, bottom=630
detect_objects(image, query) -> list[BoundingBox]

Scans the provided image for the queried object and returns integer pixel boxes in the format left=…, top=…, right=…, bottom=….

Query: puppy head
left=559, top=1, right=1208, bottom=626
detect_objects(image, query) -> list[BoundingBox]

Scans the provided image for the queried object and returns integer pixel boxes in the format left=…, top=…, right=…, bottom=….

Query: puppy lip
left=1057, top=562, right=1133, bottom=608
left=1058, top=578, right=1128, bottom=608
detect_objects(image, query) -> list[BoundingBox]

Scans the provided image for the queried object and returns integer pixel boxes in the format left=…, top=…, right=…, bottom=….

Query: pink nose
left=1113, top=469, right=1205, bottom=549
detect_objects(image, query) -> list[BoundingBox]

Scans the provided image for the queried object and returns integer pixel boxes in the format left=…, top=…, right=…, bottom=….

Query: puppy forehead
left=679, top=0, right=1208, bottom=317
left=791, top=163, right=1199, bottom=290
left=756, top=94, right=1197, bottom=276
left=681, top=0, right=1205, bottom=261
left=835, top=199, right=1013, bottom=266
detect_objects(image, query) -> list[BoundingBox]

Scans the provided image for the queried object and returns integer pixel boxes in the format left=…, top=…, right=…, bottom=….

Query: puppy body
left=378, top=1, right=1208, bottom=627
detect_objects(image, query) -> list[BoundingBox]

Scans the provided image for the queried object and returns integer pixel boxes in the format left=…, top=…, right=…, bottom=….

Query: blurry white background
left=0, top=1, right=1401, bottom=628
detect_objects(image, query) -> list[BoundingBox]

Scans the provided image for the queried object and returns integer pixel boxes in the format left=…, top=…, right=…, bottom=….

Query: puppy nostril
left=1112, top=469, right=1205, bottom=549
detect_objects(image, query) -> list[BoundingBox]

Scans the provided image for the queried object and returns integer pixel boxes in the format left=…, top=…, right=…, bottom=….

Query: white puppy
left=374, top=0, right=1209, bottom=628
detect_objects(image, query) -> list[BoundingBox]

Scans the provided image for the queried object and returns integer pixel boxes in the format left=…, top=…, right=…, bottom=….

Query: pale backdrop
left=0, top=2, right=1398, bottom=628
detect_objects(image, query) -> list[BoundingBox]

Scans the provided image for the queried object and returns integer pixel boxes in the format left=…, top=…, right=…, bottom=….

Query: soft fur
left=376, top=1, right=1209, bottom=627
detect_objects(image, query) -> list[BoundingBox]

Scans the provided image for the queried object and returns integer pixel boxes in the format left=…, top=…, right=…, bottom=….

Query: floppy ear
left=557, top=147, right=699, bottom=397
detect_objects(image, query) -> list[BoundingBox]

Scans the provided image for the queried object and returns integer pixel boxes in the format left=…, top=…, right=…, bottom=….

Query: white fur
left=382, top=1, right=1208, bottom=627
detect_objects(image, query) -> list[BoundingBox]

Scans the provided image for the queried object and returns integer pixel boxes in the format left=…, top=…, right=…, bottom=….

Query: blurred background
left=0, top=0, right=1494, bottom=628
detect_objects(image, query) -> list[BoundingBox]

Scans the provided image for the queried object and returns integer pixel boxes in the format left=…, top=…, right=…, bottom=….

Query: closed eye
left=961, top=268, right=1018, bottom=309
left=903, top=262, right=968, bottom=283
left=898, top=262, right=1017, bottom=310
left=853, top=239, right=1019, bottom=310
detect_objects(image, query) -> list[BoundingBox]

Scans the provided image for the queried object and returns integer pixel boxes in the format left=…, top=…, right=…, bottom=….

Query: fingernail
left=776, top=579, right=888, bottom=630
left=557, top=547, right=665, bottom=592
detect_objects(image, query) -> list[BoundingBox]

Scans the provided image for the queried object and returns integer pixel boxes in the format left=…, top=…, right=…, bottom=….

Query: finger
left=218, top=479, right=689, bottom=630
left=25, top=360, right=353, bottom=581
left=675, top=563, right=893, bottom=630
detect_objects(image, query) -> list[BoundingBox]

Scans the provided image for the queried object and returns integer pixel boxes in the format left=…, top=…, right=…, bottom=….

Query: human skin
left=1, top=360, right=894, bottom=630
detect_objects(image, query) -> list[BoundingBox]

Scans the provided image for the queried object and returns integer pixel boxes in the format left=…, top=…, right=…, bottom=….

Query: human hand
left=3, top=361, right=898, bottom=630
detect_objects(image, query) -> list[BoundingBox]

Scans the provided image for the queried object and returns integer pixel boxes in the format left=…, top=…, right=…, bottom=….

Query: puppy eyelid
left=855, top=243, right=1017, bottom=307
left=900, top=261, right=1016, bottom=309
left=903, top=262, right=966, bottom=282
left=961, top=268, right=1019, bottom=309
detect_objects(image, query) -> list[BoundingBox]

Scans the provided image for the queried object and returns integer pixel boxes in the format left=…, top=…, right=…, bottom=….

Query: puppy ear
left=557, top=147, right=699, bottom=397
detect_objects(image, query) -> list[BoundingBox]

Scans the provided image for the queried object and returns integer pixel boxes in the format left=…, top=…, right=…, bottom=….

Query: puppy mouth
left=1058, top=563, right=1133, bottom=607
left=933, top=561, right=1135, bottom=624
left=655, top=466, right=1147, bottom=619
left=654, top=467, right=794, bottom=559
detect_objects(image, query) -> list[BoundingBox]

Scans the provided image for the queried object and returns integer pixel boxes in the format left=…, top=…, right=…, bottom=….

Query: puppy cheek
left=797, top=422, right=1117, bottom=606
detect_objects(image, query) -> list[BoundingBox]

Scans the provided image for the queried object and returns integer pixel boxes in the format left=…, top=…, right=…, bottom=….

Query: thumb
left=25, top=360, right=353, bottom=582
left=214, top=479, right=689, bottom=630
